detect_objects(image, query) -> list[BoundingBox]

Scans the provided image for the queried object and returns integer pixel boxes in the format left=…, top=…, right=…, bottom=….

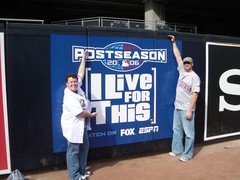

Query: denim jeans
left=171, top=108, right=195, bottom=159
left=66, top=127, right=89, bottom=180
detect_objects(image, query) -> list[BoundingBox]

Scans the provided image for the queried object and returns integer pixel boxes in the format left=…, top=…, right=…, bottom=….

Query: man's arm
left=167, top=35, right=182, bottom=65
left=78, top=50, right=88, bottom=80
left=78, top=111, right=98, bottom=118
left=185, top=92, right=198, bottom=120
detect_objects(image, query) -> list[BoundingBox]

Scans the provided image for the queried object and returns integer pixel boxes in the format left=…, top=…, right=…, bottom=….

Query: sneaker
left=179, top=157, right=191, bottom=162
left=79, top=176, right=87, bottom=180
left=85, top=171, right=92, bottom=177
left=79, top=171, right=92, bottom=180
left=169, top=152, right=177, bottom=157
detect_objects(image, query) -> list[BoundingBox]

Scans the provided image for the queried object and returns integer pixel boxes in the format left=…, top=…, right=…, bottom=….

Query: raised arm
left=167, top=35, right=182, bottom=65
left=78, top=50, right=88, bottom=80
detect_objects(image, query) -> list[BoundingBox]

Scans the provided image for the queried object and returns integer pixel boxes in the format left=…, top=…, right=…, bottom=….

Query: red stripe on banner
left=0, top=47, right=7, bottom=170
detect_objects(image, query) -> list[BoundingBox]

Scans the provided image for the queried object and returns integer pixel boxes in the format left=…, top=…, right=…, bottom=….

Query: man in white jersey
left=61, top=50, right=98, bottom=180
left=167, top=35, right=201, bottom=162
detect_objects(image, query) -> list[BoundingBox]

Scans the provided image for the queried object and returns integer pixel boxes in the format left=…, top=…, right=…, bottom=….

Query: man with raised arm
left=61, top=50, right=97, bottom=179
left=167, top=35, right=201, bottom=162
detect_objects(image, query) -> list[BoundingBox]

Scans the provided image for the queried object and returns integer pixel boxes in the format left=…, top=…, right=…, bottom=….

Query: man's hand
left=167, top=35, right=175, bottom=42
left=82, top=50, right=88, bottom=60
left=91, top=112, right=98, bottom=117
left=185, top=111, right=192, bottom=120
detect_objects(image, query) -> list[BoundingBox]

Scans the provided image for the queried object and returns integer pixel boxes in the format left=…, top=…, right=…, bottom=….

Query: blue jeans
left=66, top=127, right=89, bottom=180
left=171, top=109, right=195, bottom=159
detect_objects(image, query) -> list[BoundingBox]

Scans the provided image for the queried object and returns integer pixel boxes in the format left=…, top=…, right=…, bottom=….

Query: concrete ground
left=3, top=138, right=240, bottom=180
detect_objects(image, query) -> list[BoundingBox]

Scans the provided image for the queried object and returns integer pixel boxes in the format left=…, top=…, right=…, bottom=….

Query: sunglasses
left=183, top=61, right=191, bottom=65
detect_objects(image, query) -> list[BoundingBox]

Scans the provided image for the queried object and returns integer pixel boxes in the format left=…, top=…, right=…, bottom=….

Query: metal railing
left=155, top=20, right=197, bottom=33
left=0, top=18, right=44, bottom=24
left=52, top=16, right=197, bottom=33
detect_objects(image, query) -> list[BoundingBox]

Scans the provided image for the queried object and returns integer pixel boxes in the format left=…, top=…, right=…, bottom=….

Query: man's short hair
left=65, top=73, right=78, bottom=82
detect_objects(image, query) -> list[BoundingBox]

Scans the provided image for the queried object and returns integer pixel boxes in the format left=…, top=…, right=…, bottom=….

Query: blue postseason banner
left=51, top=34, right=181, bottom=152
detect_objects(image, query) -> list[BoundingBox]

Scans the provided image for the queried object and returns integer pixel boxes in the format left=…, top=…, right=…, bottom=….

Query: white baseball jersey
left=61, top=77, right=91, bottom=143
left=174, top=61, right=200, bottom=111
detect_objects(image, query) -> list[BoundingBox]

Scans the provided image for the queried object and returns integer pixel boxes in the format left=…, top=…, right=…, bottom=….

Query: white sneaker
left=79, top=171, right=92, bottom=180
left=79, top=176, right=87, bottom=180
left=179, top=157, right=191, bottom=162
left=85, top=171, right=92, bottom=177
left=169, top=152, right=177, bottom=157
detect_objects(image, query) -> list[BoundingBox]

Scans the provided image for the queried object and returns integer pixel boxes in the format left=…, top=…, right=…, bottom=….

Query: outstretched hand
left=167, top=35, right=175, bottom=42
left=83, top=50, right=88, bottom=60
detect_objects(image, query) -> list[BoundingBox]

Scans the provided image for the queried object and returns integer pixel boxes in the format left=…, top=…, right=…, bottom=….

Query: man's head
left=65, top=73, right=78, bottom=92
left=183, top=57, right=193, bottom=72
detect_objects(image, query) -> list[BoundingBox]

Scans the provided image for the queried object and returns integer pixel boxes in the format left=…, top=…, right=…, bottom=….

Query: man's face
left=66, top=77, right=78, bottom=92
left=183, top=61, right=193, bottom=72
